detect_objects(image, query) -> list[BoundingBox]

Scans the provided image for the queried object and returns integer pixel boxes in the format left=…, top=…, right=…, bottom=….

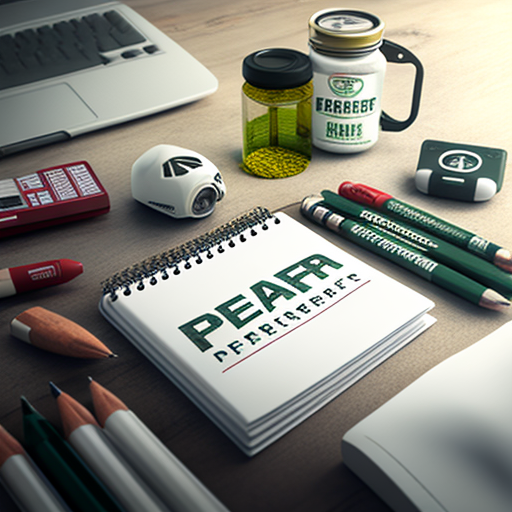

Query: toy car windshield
left=162, top=156, right=203, bottom=177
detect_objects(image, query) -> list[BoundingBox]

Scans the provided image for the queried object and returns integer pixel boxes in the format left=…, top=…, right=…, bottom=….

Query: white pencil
left=50, top=382, right=168, bottom=512
left=0, top=424, right=70, bottom=512
left=89, top=378, right=230, bottom=512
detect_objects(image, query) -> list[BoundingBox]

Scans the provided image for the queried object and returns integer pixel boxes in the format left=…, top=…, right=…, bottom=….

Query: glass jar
left=242, top=49, right=313, bottom=178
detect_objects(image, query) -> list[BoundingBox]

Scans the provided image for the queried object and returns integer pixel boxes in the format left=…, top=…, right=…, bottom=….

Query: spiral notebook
left=99, top=207, right=435, bottom=456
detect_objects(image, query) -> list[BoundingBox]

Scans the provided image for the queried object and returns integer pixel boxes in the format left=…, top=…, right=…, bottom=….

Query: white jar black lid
left=242, top=49, right=313, bottom=89
left=309, top=9, right=385, bottom=54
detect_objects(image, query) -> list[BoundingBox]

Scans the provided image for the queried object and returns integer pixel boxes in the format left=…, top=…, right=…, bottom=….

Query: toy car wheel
left=191, top=186, right=218, bottom=217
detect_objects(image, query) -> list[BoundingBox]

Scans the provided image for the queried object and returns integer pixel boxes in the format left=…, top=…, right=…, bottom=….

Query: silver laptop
left=0, top=0, right=218, bottom=157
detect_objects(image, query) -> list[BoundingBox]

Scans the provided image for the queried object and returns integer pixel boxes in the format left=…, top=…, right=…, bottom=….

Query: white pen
left=50, top=382, right=168, bottom=512
left=89, top=378, right=230, bottom=512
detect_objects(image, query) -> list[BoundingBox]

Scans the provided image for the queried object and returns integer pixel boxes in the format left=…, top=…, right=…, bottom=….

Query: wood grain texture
left=54, top=389, right=101, bottom=441
left=89, top=379, right=129, bottom=427
left=14, top=307, right=114, bottom=358
left=0, top=425, right=24, bottom=467
left=0, top=0, right=510, bottom=511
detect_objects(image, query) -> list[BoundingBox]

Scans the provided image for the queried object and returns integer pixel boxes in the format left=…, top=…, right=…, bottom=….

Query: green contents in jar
left=242, top=82, right=312, bottom=178
left=241, top=49, right=313, bottom=178
left=242, top=146, right=310, bottom=178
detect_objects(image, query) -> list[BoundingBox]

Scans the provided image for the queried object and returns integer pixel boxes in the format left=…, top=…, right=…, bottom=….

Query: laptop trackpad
left=0, top=84, right=97, bottom=147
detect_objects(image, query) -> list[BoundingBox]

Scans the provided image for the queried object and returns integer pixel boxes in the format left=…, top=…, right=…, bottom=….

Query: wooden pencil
left=51, top=383, right=167, bottom=512
left=89, top=378, right=230, bottom=512
left=1, top=424, right=70, bottom=512
left=21, top=396, right=126, bottom=512
left=0, top=424, right=24, bottom=467
left=11, top=307, right=116, bottom=359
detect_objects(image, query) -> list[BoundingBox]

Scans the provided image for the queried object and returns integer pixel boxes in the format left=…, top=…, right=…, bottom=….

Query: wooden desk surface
left=1, top=0, right=511, bottom=511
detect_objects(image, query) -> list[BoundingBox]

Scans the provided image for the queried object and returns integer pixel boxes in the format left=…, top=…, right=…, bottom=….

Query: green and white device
left=415, top=139, right=507, bottom=202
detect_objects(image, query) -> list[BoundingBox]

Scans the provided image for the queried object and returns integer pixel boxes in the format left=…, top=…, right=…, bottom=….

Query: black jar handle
left=380, top=39, right=424, bottom=132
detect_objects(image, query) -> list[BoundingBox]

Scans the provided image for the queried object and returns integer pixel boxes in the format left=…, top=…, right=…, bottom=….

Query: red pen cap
left=9, top=259, right=83, bottom=294
left=338, top=182, right=393, bottom=208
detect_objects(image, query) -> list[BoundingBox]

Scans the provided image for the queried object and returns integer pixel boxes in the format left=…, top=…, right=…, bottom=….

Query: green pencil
left=321, top=190, right=512, bottom=299
left=301, top=196, right=510, bottom=311
left=21, top=396, right=126, bottom=512
left=338, top=181, right=512, bottom=273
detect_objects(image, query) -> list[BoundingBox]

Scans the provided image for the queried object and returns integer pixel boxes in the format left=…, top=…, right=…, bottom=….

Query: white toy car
left=131, top=144, right=226, bottom=218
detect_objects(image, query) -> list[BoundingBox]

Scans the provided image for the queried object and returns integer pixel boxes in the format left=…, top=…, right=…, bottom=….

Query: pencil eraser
left=10, top=318, right=32, bottom=343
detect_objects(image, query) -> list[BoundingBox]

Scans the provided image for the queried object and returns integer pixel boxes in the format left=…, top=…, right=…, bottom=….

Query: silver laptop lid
left=0, top=0, right=218, bottom=157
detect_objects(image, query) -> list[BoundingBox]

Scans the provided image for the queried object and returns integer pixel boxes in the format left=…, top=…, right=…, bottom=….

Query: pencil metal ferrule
left=301, top=196, right=346, bottom=230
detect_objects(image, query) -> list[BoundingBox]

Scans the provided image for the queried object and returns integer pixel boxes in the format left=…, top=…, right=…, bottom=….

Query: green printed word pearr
left=178, top=254, right=342, bottom=352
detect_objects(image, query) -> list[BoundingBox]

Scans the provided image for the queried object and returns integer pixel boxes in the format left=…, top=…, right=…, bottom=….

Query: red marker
left=338, top=181, right=393, bottom=208
left=0, top=259, right=83, bottom=298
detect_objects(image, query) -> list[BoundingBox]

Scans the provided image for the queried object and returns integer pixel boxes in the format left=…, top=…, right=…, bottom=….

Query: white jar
left=309, top=10, right=387, bottom=153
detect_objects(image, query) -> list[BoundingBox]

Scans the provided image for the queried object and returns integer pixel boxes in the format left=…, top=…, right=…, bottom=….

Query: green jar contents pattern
left=241, top=49, right=313, bottom=178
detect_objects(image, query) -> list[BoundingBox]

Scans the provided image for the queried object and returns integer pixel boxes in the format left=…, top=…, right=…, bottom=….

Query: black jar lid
left=242, top=48, right=312, bottom=90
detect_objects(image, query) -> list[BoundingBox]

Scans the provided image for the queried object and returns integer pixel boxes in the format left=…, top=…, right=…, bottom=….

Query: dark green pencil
left=301, top=196, right=510, bottom=311
left=338, top=181, right=512, bottom=272
left=21, top=396, right=127, bottom=512
left=321, top=190, right=512, bottom=299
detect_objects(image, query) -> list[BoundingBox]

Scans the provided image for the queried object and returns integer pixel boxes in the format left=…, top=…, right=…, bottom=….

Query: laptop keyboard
left=0, top=10, right=156, bottom=91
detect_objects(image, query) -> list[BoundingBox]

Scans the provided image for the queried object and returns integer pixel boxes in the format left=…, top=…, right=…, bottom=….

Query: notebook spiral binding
left=102, top=207, right=278, bottom=300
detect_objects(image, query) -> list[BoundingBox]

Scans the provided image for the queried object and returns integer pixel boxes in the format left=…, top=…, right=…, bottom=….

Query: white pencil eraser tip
left=10, top=318, right=32, bottom=344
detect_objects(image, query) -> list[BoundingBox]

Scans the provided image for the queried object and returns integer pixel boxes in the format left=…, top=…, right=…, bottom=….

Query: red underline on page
left=222, top=279, right=371, bottom=373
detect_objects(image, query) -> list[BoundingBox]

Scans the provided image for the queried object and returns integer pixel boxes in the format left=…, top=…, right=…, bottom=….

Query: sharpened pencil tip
left=108, top=353, right=118, bottom=358
left=479, top=289, right=511, bottom=311
left=49, top=381, right=62, bottom=398
left=20, top=396, right=33, bottom=415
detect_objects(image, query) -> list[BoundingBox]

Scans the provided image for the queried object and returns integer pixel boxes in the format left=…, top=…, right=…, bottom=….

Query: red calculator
left=0, top=161, right=110, bottom=238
